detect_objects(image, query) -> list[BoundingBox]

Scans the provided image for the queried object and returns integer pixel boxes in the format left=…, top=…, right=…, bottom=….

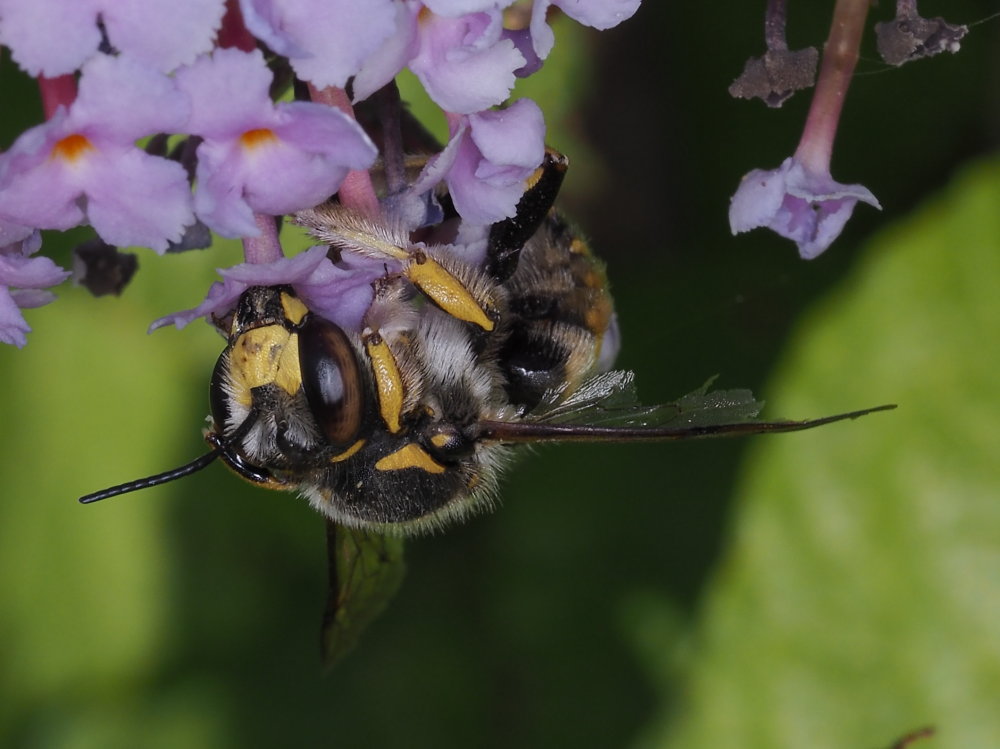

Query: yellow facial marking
left=365, top=337, right=405, bottom=433
left=407, top=255, right=494, bottom=331
left=374, top=444, right=446, bottom=474
left=430, top=433, right=452, bottom=448
left=280, top=292, right=309, bottom=325
left=330, top=438, right=366, bottom=463
left=230, top=325, right=303, bottom=403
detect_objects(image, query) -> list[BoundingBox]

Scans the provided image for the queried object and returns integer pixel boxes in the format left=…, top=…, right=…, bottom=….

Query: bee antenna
left=78, top=450, right=222, bottom=504
left=79, top=409, right=263, bottom=505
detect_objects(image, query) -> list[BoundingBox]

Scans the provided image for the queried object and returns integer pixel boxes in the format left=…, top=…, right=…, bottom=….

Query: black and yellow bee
left=80, top=150, right=890, bottom=663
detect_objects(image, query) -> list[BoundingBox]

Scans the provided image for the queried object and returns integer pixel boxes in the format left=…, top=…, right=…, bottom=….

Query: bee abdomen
left=497, top=219, right=616, bottom=411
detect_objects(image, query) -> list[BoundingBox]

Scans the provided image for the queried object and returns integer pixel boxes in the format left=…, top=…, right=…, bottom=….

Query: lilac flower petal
left=0, top=142, right=90, bottom=231
left=240, top=0, right=397, bottom=88
left=84, top=149, right=194, bottom=252
left=352, top=0, right=420, bottom=102
left=502, top=27, right=542, bottom=77
left=239, top=0, right=309, bottom=57
left=0, top=243, right=71, bottom=290
left=0, top=0, right=224, bottom=76
left=290, top=0, right=398, bottom=88
left=0, top=0, right=102, bottom=76
left=150, top=277, right=245, bottom=332
left=423, top=0, right=511, bottom=14
left=103, top=0, right=225, bottom=72
left=446, top=128, right=525, bottom=223
left=175, top=49, right=276, bottom=138
left=0, top=219, right=34, bottom=248
left=410, top=11, right=525, bottom=114
left=0, top=235, right=70, bottom=348
left=274, top=102, right=378, bottom=170
left=297, top=255, right=389, bottom=331
left=0, top=63, right=194, bottom=248
left=409, top=124, right=464, bottom=197
left=150, top=245, right=344, bottom=332
left=191, top=102, right=376, bottom=237
left=439, top=102, right=545, bottom=223
left=73, top=55, right=191, bottom=141
left=0, top=288, right=32, bottom=347
left=528, top=0, right=556, bottom=59
left=729, top=165, right=788, bottom=234
left=224, top=244, right=332, bottom=285
left=10, top=288, right=57, bottom=309
left=468, top=98, right=545, bottom=168
left=729, top=157, right=880, bottom=259
left=552, top=0, right=642, bottom=30
left=193, top=145, right=260, bottom=238
left=530, top=0, right=640, bottom=59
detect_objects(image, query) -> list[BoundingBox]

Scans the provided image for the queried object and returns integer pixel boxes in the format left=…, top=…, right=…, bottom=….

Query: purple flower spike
left=175, top=49, right=378, bottom=238
left=0, top=232, right=71, bottom=347
left=239, top=0, right=397, bottom=88
left=729, top=0, right=876, bottom=258
left=0, top=0, right=225, bottom=76
left=729, top=157, right=880, bottom=260
left=410, top=9, right=525, bottom=114
left=0, top=56, right=194, bottom=252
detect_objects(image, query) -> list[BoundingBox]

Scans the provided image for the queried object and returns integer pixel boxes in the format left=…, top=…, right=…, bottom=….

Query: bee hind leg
left=485, top=148, right=568, bottom=282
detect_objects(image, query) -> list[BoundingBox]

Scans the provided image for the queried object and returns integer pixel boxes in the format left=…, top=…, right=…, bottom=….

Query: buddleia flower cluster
left=0, top=0, right=640, bottom=346
left=728, top=0, right=968, bottom=259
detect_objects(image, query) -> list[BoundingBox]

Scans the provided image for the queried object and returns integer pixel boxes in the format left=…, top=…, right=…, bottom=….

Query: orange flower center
left=239, top=128, right=278, bottom=150
left=51, top=133, right=94, bottom=162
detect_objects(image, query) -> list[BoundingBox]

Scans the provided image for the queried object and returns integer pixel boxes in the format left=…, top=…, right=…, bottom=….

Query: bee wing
left=478, top=370, right=895, bottom=442
left=321, top=520, right=406, bottom=668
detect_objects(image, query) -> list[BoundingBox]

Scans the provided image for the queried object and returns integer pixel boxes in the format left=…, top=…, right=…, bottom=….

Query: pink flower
left=0, top=55, right=194, bottom=252
left=175, top=49, right=378, bottom=238
left=0, top=232, right=71, bottom=347
left=0, top=0, right=224, bottom=75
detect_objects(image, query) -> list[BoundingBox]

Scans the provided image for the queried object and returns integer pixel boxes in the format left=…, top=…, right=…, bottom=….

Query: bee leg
left=485, top=148, right=568, bottom=282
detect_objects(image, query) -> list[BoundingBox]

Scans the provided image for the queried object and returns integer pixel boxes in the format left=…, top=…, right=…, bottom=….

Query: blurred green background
left=2, top=2, right=999, bottom=747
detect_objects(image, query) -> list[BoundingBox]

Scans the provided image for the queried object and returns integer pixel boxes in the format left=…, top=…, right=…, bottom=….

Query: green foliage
left=638, top=157, right=1000, bottom=749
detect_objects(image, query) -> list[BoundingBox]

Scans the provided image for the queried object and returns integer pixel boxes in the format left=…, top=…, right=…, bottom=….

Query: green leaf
left=638, top=157, right=1000, bottom=749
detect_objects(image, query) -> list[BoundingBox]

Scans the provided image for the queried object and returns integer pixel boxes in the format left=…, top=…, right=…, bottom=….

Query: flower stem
left=372, top=81, right=406, bottom=195
left=764, top=0, right=789, bottom=51
left=794, top=0, right=870, bottom=172
left=242, top=213, right=284, bottom=263
left=38, top=75, right=78, bottom=120
left=218, top=0, right=257, bottom=51
left=308, top=84, right=380, bottom=216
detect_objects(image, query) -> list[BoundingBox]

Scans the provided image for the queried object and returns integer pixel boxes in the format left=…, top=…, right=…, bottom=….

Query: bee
left=80, top=150, right=891, bottom=663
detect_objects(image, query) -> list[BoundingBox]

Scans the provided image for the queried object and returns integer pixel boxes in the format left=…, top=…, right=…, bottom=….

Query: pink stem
left=217, top=0, right=257, bottom=51
left=242, top=213, right=284, bottom=263
left=307, top=83, right=380, bottom=216
left=794, top=0, right=869, bottom=172
left=38, top=75, right=78, bottom=120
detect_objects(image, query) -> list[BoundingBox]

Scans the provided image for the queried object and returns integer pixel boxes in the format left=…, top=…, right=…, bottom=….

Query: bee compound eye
left=209, top=349, right=232, bottom=433
left=298, top=315, right=367, bottom=447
